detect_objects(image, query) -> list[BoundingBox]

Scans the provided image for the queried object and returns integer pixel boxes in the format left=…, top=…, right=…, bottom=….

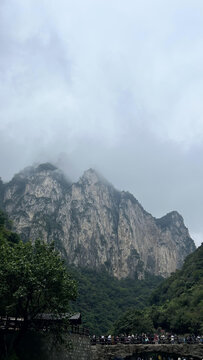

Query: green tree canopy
left=112, top=244, right=203, bottom=336
left=112, top=308, right=154, bottom=335
left=0, top=213, right=77, bottom=332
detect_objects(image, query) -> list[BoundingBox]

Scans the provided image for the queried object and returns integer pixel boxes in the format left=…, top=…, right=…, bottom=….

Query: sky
left=0, top=0, right=203, bottom=247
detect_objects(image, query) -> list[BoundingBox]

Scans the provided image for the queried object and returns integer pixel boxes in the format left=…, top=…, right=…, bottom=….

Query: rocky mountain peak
left=80, top=168, right=100, bottom=184
left=79, top=168, right=112, bottom=189
left=35, top=162, right=58, bottom=173
left=0, top=163, right=196, bottom=279
left=12, top=163, right=58, bottom=179
left=156, top=211, right=185, bottom=231
left=164, top=210, right=183, bottom=221
left=13, top=162, right=72, bottom=191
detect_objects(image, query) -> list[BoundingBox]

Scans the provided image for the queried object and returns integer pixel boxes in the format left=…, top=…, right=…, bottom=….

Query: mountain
left=69, top=266, right=163, bottom=335
left=0, top=162, right=195, bottom=279
left=149, top=243, right=203, bottom=334
left=113, top=244, right=203, bottom=335
left=0, top=208, right=163, bottom=335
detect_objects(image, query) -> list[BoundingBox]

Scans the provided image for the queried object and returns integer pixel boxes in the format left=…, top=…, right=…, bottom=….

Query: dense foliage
left=113, top=308, right=154, bottom=335
left=112, top=244, right=203, bottom=335
left=69, top=266, right=163, bottom=335
left=149, top=243, right=203, bottom=334
left=0, top=210, right=20, bottom=245
left=0, top=210, right=77, bottom=331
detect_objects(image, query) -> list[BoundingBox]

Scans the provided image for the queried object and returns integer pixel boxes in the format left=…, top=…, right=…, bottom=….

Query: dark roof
left=34, top=313, right=81, bottom=322
left=69, top=313, right=81, bottom=321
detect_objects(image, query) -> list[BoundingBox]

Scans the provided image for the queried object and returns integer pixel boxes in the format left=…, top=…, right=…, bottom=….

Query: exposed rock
left=0, top=163, right=196, bottom=279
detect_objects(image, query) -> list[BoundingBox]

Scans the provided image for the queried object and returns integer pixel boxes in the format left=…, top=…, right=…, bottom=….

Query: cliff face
left=0, top=163, right=195, bottom=279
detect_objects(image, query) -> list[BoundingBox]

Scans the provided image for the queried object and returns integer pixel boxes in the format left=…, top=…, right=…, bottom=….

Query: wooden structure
left=0, top=313, right=89, bottom=335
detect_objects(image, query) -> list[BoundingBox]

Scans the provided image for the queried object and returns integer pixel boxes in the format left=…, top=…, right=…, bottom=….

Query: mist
left=0, top=0, right=203, bottom=246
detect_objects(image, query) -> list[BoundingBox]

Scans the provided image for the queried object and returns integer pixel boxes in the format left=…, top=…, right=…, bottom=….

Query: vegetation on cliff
left=112, top=244, right=203, bottom=335
left=149, top=243, right=203, bottom=334
left=69, top=266, right=163, bottom=334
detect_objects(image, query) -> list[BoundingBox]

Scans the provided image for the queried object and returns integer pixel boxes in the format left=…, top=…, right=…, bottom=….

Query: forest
left=0, top=209, right=202, bottom=339
left=113, top=244, right=203, bottom=335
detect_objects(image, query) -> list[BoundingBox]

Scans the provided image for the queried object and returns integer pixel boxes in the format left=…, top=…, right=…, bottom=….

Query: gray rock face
left=0, top=163, right=196, bottom=279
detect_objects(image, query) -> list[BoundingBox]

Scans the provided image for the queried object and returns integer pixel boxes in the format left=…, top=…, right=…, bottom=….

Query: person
left=115, top=335, right=119, bottom=344
left=154, top=334, right=159, bottom=344
left=92, top=335, right=96, bottom=345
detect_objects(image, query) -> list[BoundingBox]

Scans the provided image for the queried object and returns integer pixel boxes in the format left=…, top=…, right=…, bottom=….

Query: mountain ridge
left=0, top=162, right=196, bottom=279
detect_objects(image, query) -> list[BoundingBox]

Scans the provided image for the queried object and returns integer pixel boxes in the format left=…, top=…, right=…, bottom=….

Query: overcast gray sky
left=0, top=0, right=203, bottom=246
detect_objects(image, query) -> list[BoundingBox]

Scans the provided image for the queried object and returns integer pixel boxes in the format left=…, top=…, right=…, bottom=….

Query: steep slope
left=70, top=266, right=163, bottom=335
left=2, top=163, right=72, bottom=249
left=113, top=244, right=203, bottom=335
left=0, top=208, right=162, bottom=335
left=150, top=243, right=203, bottom=333
left=150, top=242, right=203, bottom=305
left=0, top=163, right=195, bottom=279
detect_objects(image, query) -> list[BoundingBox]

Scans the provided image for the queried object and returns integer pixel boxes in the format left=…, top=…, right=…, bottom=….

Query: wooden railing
left=0, top=316, right=23, bottom=331
left=0, top=316, right=89, bottom=336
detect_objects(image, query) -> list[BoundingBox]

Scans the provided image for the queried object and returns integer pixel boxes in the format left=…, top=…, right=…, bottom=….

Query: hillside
left=0, top=163, right=195, bottom=279
left=1, top=207, right=201, bottom=335
left=0, top=209, right=20, bottom=245
left=69, top=266, right=163, bottom=335
left=150, top=243, right=203, bottom=334
left=0, top=209, right=163, bottom=335
left=113, top=244, right=203, bottom=335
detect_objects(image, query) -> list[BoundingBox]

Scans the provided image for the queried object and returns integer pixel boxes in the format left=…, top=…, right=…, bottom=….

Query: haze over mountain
left=0, top=1, right=203, bottom=248
left=0, top=163, right=195, bottom=279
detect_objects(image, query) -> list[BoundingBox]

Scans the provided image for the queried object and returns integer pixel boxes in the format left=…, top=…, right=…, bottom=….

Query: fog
left=0, top=0, right=203, bottom=246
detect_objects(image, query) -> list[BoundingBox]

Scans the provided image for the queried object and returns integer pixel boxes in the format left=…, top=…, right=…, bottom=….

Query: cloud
left=0, top=0, right=203, bottom=246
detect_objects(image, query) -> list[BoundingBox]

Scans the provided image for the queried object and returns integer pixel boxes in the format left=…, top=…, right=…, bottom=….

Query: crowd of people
left=90, top=333, right=203, bottom=345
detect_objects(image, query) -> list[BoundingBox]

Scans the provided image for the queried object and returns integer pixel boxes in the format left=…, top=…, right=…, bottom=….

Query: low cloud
left=0, top=0, right=203, bottom=246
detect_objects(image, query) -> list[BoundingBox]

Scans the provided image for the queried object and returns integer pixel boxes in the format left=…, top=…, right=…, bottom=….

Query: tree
left=0, top=236, right=77, bottom=333
left=148, top=244, right=203, bottom=334
left=0, top=211, right=77, bottom=358
left=112, top=308, right=154, bottom=335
